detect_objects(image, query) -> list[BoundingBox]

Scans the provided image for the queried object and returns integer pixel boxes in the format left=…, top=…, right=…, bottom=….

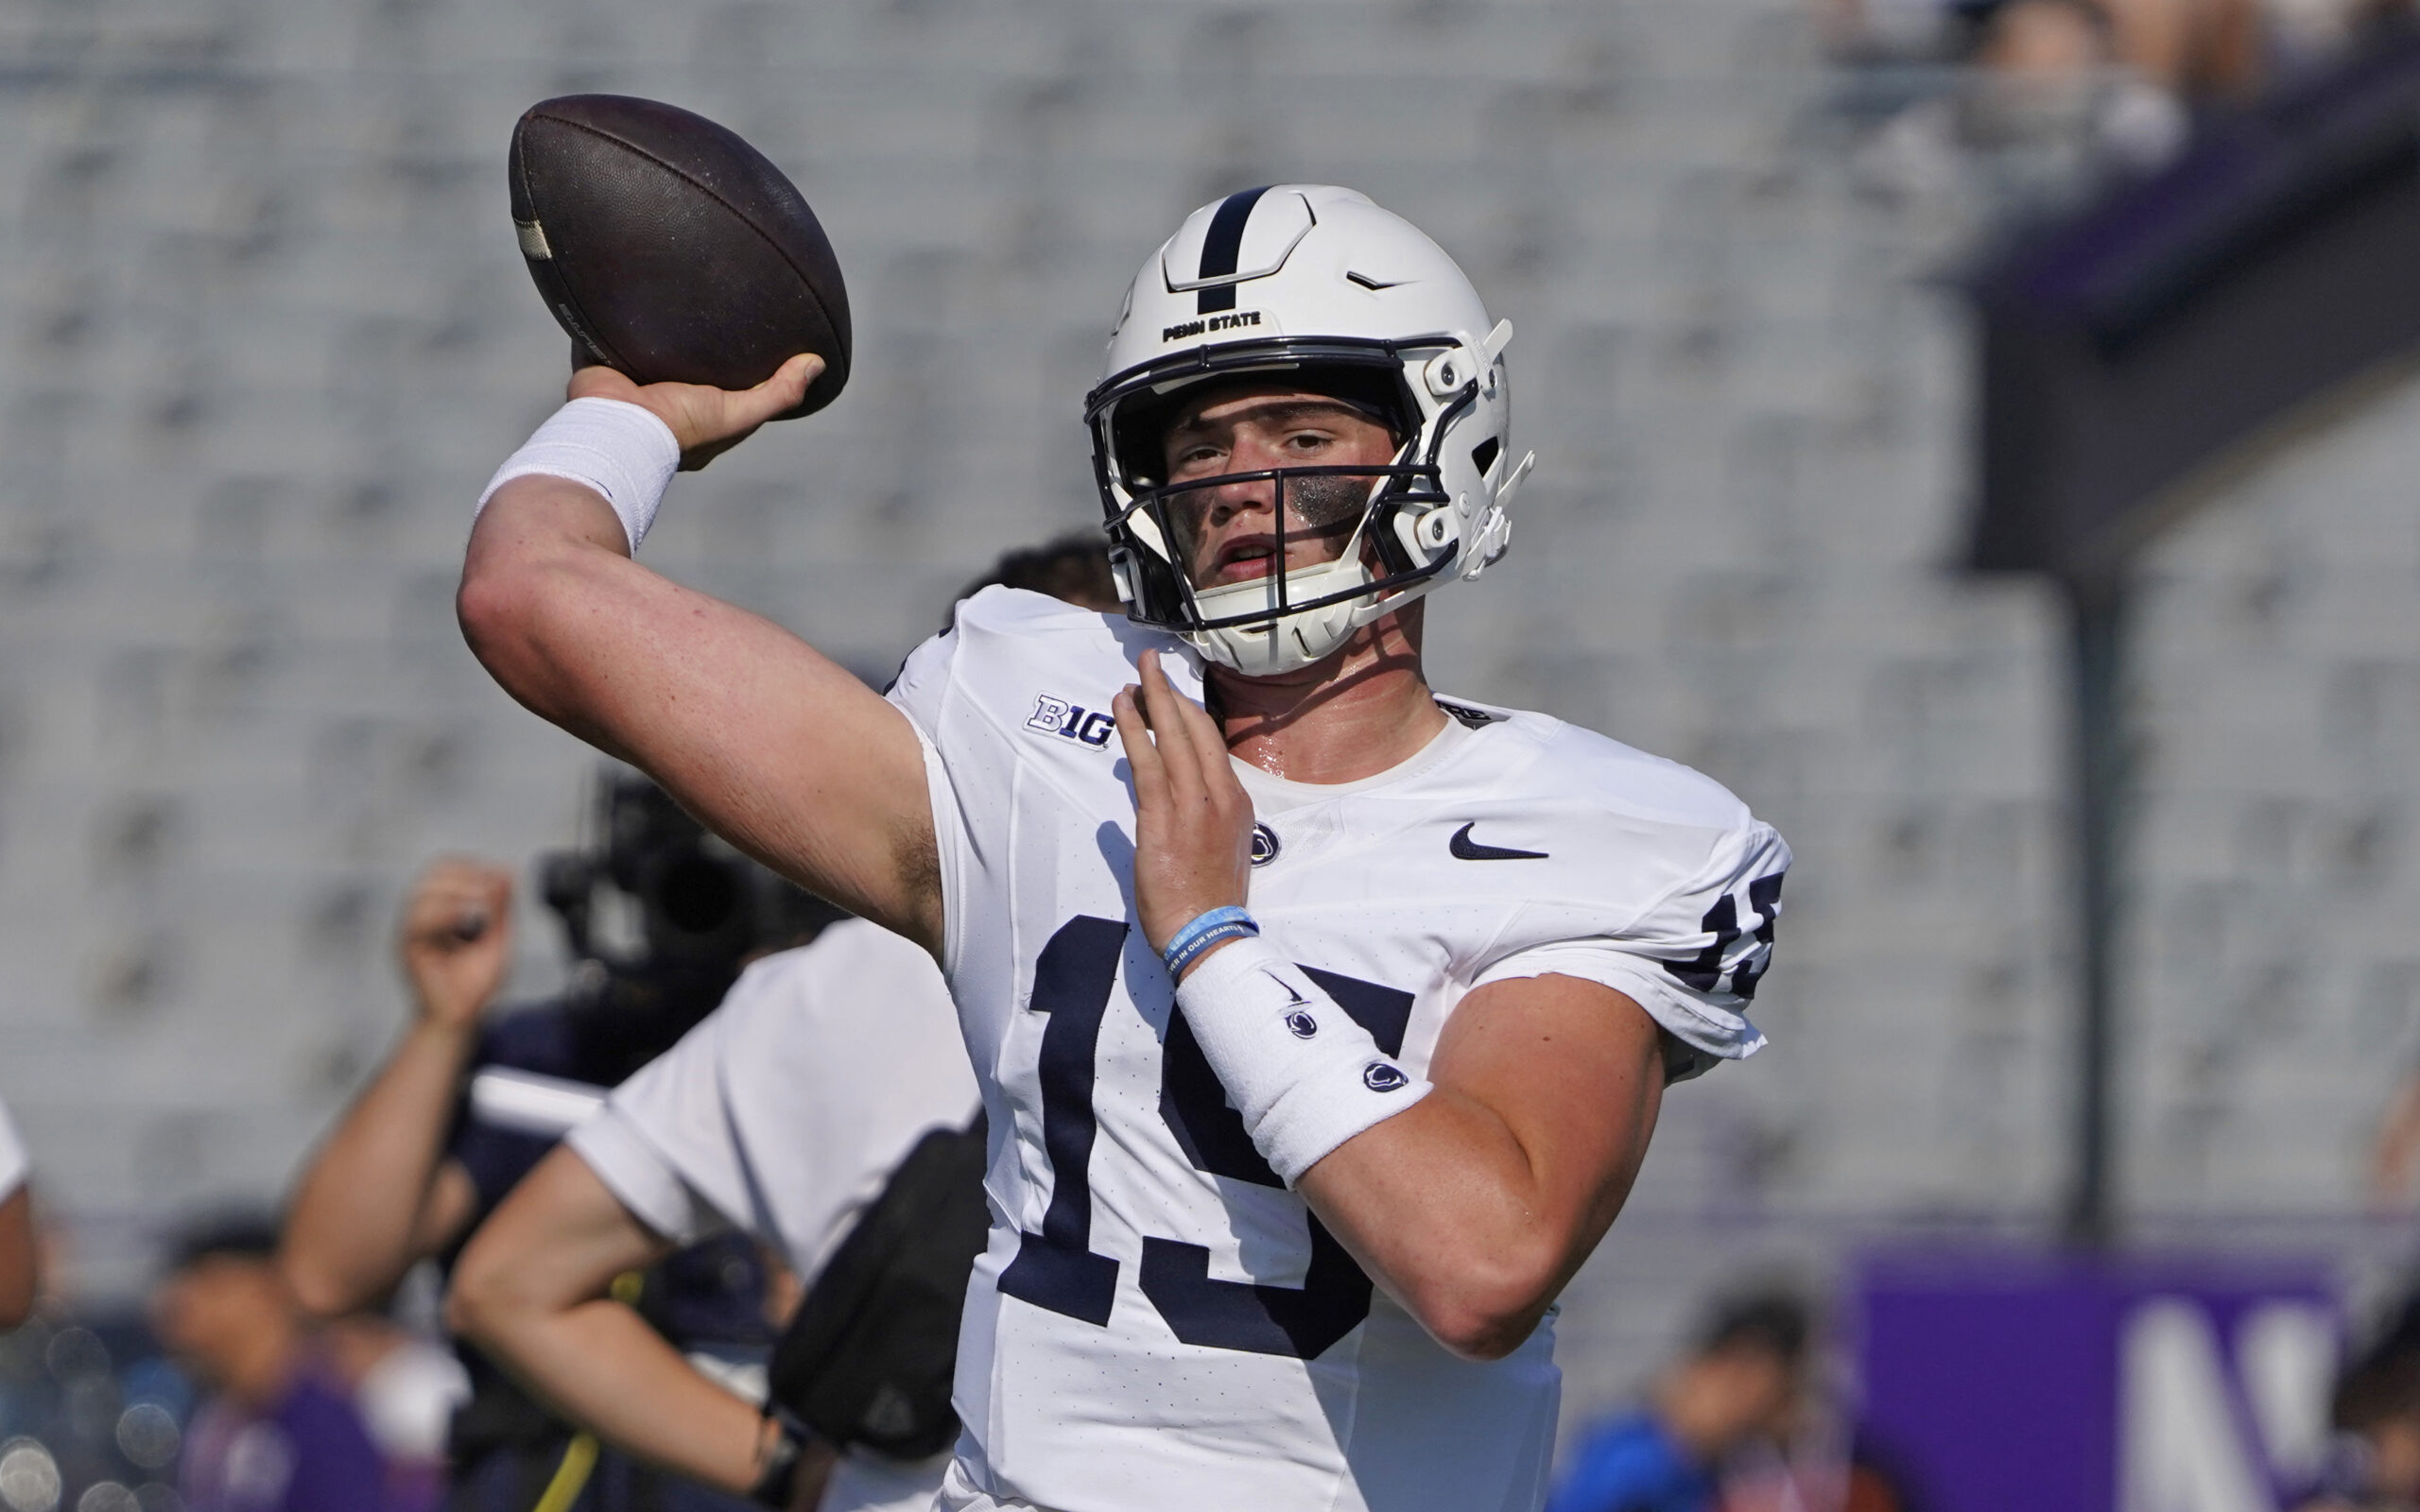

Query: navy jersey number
left=999, top=915, right=1411, bottom=1359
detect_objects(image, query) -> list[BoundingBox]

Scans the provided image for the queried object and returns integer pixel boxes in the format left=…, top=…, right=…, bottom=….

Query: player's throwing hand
left=1113, top=649, right=1255, bottom=966
left=398, top=858, right=516, bottom=1032
left=568, top=352, right=822, bottom=472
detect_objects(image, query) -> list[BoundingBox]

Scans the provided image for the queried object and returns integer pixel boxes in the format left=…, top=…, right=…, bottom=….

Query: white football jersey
left=887, top=588, right=1789, bottom=1512
left=567, top=919, right=978, bottom=1512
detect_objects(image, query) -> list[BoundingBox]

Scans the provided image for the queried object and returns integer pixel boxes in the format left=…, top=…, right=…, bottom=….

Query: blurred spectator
left=1829, top=0, right=2263, bottom=95
left=1547, top=1292, right=1812, bottom=1512
left=321, top=1313, right=470, bottom=1512
left=2300, top=1293, right=2420, bottom=1509
left=1853, top=2, right=2195, bottom=212
left=1979, top=0, right=2198, bottom=163
left=153, top=1211, right=389, bottom=1512
left=0, top=1093, right=35, bottom=1329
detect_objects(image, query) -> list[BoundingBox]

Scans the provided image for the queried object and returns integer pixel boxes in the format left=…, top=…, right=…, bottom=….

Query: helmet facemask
left=1092, top=342, right=1485, bottom=677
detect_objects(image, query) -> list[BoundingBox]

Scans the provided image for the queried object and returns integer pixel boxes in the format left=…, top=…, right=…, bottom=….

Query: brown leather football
left=509, top=94, right=850, bottom=418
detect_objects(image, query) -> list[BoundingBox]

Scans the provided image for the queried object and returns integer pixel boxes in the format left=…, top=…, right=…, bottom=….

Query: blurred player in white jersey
left=452, top=917, right=977, bottom=1512
left=458, top=184, right=1789, bottom=1512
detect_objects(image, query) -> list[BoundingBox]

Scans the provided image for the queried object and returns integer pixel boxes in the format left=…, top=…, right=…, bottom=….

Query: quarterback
left=459, top=185, right=1788, bottom=1511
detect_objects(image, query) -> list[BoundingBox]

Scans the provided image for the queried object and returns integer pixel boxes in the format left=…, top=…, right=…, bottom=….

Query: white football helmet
left=1085, top=184, right=1535, bottom=677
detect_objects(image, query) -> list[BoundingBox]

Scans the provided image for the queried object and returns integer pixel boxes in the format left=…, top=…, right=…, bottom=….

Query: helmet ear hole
left=1470, top=436, right=1501, bottom=477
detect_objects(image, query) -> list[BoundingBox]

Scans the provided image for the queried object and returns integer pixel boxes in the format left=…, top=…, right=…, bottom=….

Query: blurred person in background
left=2297, top=1297, right=2420, bottom=1509
left=281, top=787, right=831, bottom=1512
left=322, top=1312, right=473, bottom=1512
left=154, top=1212, right=389, bottom=1512
left=0, top=1093, right=36, bottom=1329
left=1824, top=0, right=2265, bottom=94
left=1547, top=1292, right=1811, bottom=1512
left=446, top=537, right=1118, bottom=1512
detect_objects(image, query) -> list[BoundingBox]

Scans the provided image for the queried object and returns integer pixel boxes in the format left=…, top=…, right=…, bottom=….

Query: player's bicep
left=459, top=498, right=939, bottom=947
left=1428, top=973, right=1666, bottom=1272
left=627, top=604, right=939, bottom=943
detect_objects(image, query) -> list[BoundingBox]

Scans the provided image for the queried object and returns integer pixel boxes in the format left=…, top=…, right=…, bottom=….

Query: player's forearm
left=1297, top=1091, right=1624, bottom=1360
left=1298, top=982, right=1667, bottom=1362
left=0, top=1187, right=36, bottom=1328
left=459, top=1293, right=769, bottom=1495
left=282, top=1020, right=476, bottom=1314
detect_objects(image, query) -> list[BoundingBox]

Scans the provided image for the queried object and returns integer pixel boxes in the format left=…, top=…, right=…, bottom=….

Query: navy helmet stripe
left=1196, top=185, right=1271, bottom=315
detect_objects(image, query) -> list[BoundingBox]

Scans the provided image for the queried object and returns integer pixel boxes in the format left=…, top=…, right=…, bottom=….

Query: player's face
left=1158, top=387, right=1399, bottom=590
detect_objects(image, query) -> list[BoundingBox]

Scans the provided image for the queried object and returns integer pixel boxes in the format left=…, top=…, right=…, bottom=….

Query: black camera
left=537, top=771, right=842, bottom=971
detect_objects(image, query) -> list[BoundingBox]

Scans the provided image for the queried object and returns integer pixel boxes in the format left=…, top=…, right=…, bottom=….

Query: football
left=508, top=94, right=850, bottom=418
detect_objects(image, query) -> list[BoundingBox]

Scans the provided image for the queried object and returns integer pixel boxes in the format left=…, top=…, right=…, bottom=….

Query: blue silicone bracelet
left=1162, top=906, right=1259, bottom=977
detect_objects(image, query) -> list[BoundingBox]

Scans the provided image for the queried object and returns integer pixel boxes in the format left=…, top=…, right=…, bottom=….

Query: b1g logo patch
left=1027, top=694, right=1115, bottom=749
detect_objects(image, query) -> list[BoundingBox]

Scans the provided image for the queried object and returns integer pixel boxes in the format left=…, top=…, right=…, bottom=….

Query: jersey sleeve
left=1475, top=819, right=1789, bottom=1082
left=886, top=622, right=979, bottom=980
left=564, top=1002, right=748, bottom=1248
left=0, top=1096, right=26, bottom=1200
left=887, top=589, right=1086, bottom=988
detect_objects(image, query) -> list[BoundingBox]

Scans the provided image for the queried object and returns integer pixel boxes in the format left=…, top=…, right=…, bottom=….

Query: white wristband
left=477, top=397, right=681, bottom=551
left=1175, top=936, right=1431, bottom=1185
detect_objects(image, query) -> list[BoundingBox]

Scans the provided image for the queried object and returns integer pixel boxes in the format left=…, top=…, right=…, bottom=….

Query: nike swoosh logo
left=1450, top=823, right=1549, bottom=861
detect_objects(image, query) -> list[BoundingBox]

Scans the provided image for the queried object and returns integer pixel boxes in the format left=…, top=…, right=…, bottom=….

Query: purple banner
left=1857, top=1250, right=2338, bottom=1512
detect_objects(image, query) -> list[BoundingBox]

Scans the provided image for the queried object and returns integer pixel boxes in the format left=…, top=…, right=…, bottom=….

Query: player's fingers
left=669, top=355, right=822, bottom=471
left=1135, top=652, right=1208, bottom=805
left=1112, top=686, right=1169, bottom=810
left=1157, top=662, right=1244, bottom=833
left=729, top=353, right=823, bottom=427
left=1162, top=673, right=1239, bottom=805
